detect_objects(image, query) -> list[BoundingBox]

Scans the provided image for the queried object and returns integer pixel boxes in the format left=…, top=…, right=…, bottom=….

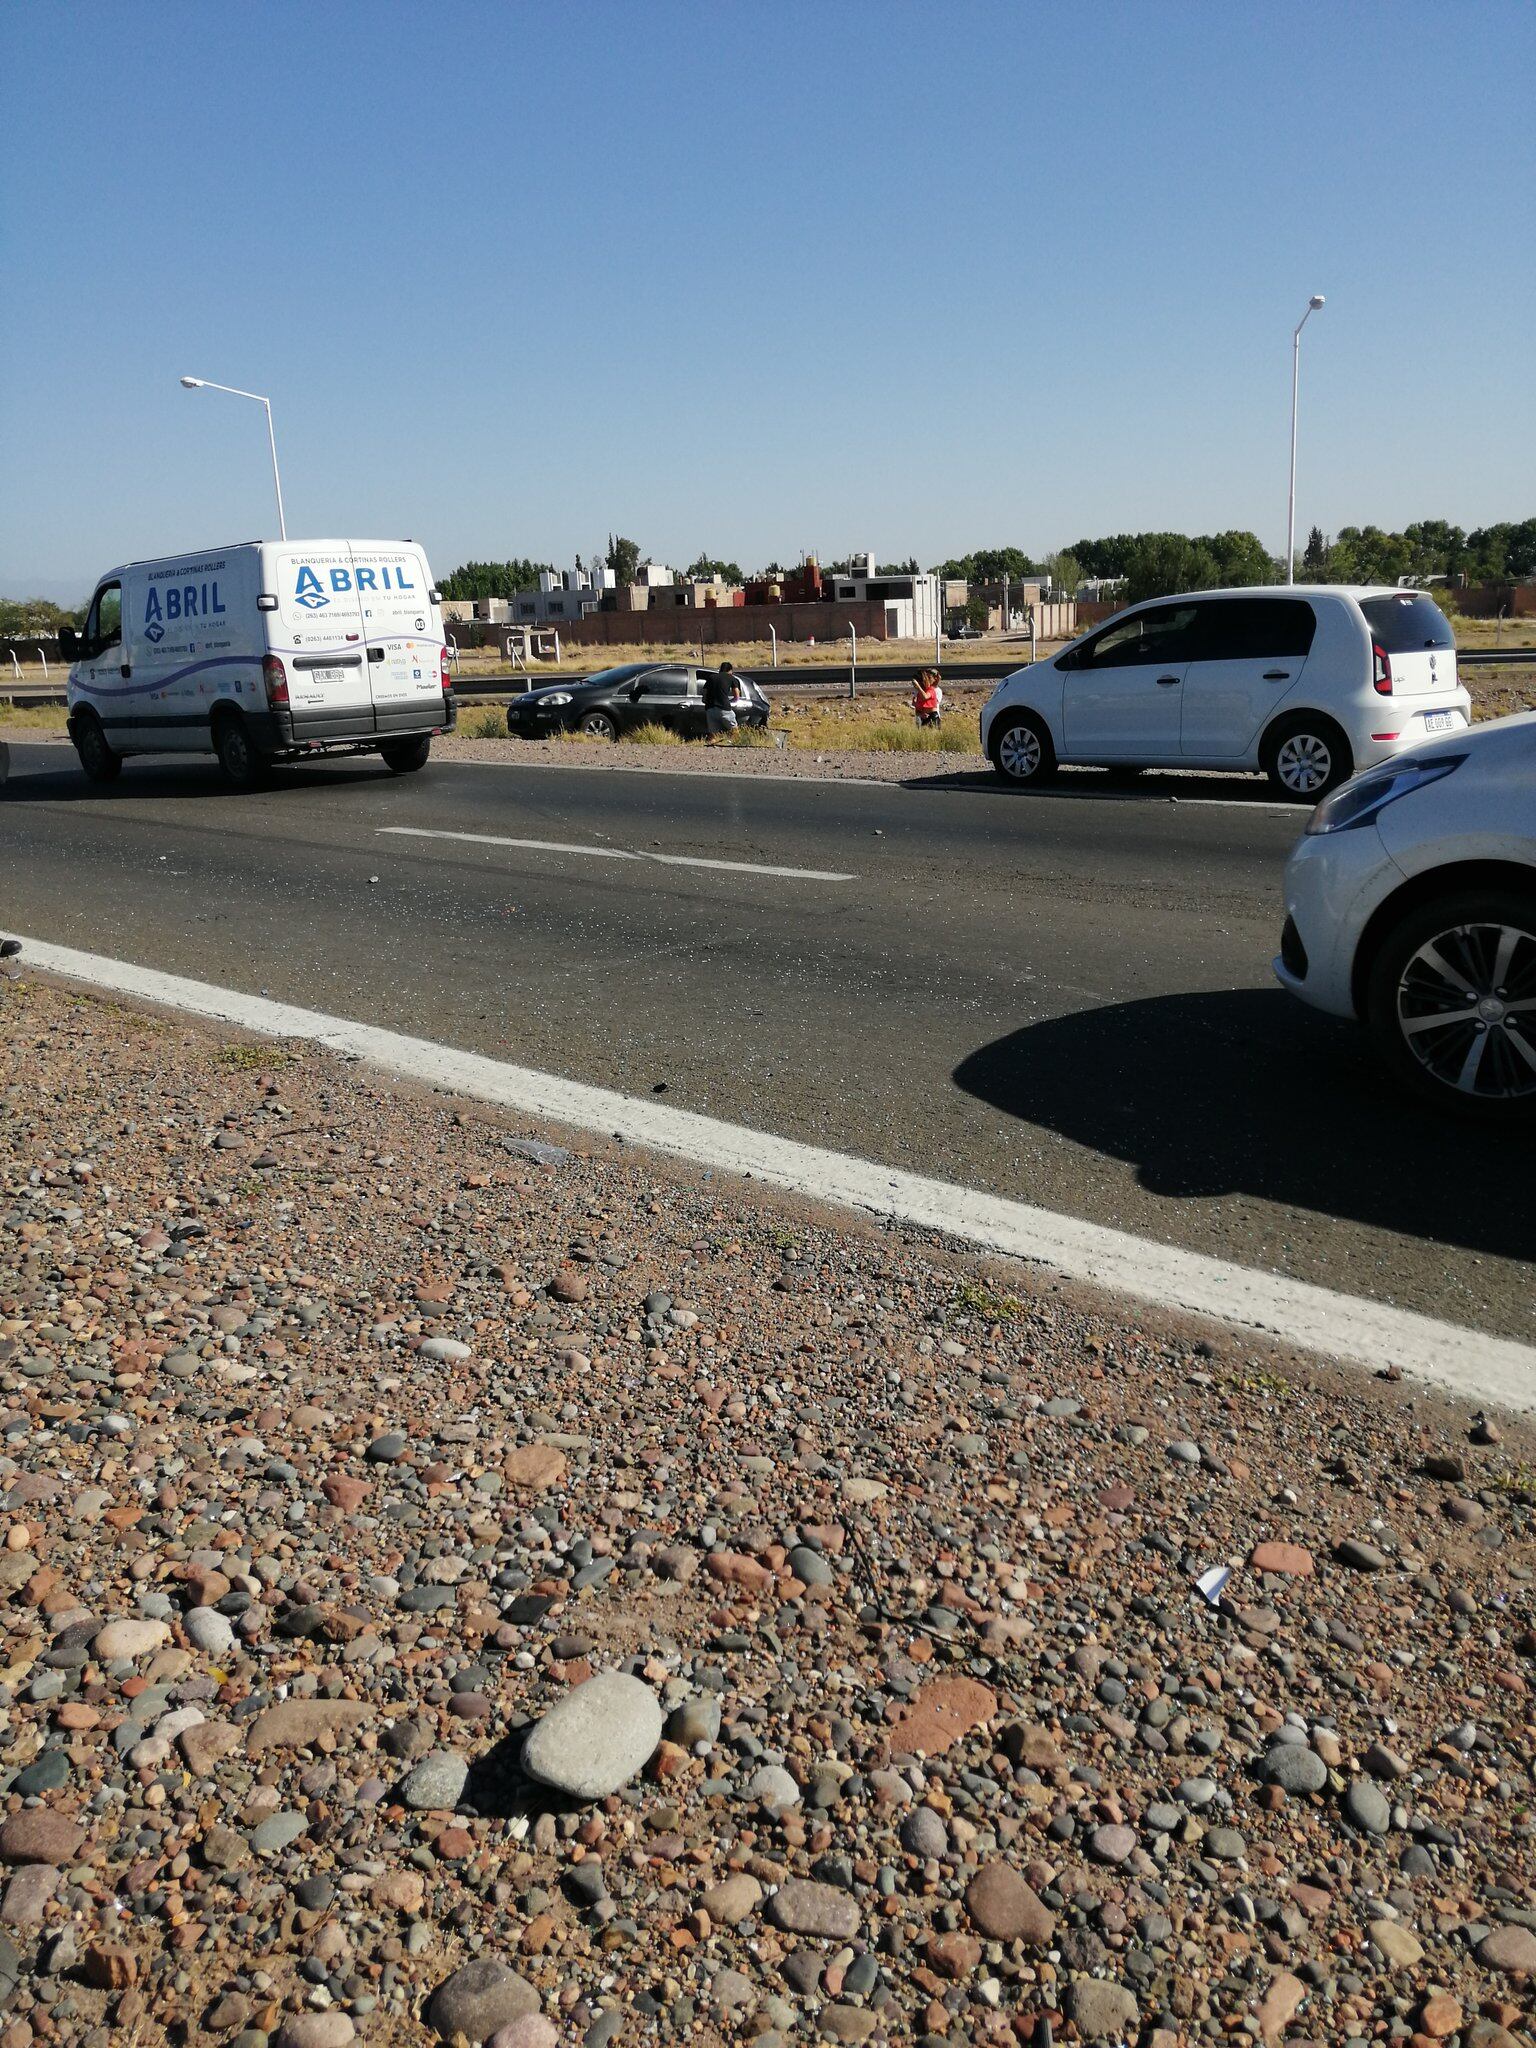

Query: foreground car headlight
left=540, top=693, right=572, bottom=708
left=1306, top=754, right=1465, bottom=835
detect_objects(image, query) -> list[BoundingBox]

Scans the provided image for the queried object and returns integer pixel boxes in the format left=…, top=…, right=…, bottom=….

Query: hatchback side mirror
left=628, top=681, right=643, bottom=701
left=59, top=625, right=80, bottom=659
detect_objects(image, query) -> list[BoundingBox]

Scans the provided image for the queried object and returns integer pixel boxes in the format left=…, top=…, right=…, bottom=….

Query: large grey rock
left=427, top=1958, right=539, bottom=2043
left=1067, top=1979, right=1141, bottom=2040
left=767, top=1879, right=860, bottom=1939
left=1264, top=1742, right=1328, bottom=1795
left=521, top=1671, right=662, bottom=1800
left=1342, top=1777, right=1391, bottom=1836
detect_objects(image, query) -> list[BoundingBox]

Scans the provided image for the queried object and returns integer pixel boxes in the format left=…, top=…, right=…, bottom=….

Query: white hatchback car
left=981, top=586, right=1471, bottom=799
left=1275, top=711, right=1536, bottom=1120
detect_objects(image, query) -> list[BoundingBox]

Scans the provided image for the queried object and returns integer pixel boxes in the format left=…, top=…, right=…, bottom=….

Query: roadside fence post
left=848, top=625, right=857, bottom=699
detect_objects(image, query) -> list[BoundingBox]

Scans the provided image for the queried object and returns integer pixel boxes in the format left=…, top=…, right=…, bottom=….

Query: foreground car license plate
left=1423, top=711, right=1455, bottom=732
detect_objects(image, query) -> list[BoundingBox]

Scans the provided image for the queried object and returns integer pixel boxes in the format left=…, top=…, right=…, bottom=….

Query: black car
left=504, top=663, right=770, bottom=742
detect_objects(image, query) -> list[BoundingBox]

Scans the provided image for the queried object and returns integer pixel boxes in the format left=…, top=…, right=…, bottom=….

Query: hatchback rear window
left=1359, top=592, right=1454, bottom=651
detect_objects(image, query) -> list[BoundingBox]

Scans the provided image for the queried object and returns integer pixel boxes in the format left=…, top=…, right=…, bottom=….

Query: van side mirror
left=58, top=626, right=80, bottom=659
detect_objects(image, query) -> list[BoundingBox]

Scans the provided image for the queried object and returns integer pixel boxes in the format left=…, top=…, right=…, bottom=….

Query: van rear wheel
left=381, top=736, right=431, bottom=774
left=72, top=714, right=121, bottom=784
left=213, top=712, right=269, bottom=789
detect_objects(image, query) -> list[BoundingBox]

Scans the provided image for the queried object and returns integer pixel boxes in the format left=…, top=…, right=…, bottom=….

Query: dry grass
left=456, top=705, right=507, bottom=740
left=0, top=703, right=68, bottom=732
left=447, top=635, right=1042, bottom=680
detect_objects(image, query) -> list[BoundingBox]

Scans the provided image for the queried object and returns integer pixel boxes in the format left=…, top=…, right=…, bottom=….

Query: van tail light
left=262, top=655, right=289, bottom=707
left=439, top=646, right=452, bottom=690
left=1372, top=641, right=1393, bottom=696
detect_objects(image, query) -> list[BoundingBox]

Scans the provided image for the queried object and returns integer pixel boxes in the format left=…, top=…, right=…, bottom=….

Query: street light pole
left=179, top=376, right=288, bottom=540
left=1286, top=296, right=1325, bottom=586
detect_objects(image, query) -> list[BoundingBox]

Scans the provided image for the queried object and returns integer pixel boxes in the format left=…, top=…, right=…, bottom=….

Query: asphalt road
left=3, top=739, right=1530, bottom=1343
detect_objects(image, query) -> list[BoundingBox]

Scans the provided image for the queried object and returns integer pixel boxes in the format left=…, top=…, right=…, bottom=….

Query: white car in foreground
left=981, top=586, right=1470, bottom=798
left=1275, top=711, right=1536, bottom=1119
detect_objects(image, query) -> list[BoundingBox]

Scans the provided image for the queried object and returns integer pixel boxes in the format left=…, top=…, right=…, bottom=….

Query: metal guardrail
left=6, top=647, right=1532, bottom=713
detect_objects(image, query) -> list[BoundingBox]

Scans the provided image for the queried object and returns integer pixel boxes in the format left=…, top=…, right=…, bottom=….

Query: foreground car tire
left=989, top=711, right=1056, bottom=786
left=1263, top=715, right=1352, bottom=800
left=72, top=714, right=121, bottom=784
left=1364, top=889, right=1536, bottom=1122
left=579, top=710, right=618, bottom=741
left=381, top=736, right=431, bottom=774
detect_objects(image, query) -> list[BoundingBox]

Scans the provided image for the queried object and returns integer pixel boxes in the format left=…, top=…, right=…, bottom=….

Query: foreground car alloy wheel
left=1368, top=893, right=1536, bottom=1119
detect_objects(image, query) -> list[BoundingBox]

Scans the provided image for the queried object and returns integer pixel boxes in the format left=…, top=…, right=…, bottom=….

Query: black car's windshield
left=576, top=664, right=654, bottom=689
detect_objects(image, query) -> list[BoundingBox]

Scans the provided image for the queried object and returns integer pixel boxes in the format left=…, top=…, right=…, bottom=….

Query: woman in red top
left=912, top=670, right=943, bottom=727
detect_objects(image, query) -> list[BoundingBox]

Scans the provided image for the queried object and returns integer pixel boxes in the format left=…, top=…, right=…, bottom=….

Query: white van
left=62, top=538, right=456, bottom=786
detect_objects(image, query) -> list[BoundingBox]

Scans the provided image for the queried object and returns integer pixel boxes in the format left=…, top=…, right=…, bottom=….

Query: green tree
left=1121, top=534, right=1220, bottom=606
left=964, top=594, right=990, bottom=631
left=685, top=553, right=743, bottom=583
left=1300, top=526, right=1329, bottom=581
left=1194, top=530, right=1277, bottom=586
left=606, top=535, right=641, bottom=586
left=438, top=560, right=551, bottom=601
left=1045, top=551, right=1082, bottom=596
left=0, top=596, right=84, bottom=635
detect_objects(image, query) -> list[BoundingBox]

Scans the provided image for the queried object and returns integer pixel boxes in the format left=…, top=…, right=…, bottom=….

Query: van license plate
left=1423, top=711, right=1454, bottom=732
left=311, top=667, right=347, bottom=685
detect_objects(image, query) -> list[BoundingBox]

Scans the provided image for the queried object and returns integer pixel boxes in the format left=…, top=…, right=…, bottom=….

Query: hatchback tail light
left=1372, top=641, right=1393, bottom=696
left=262, top=654, right=289, bottom=707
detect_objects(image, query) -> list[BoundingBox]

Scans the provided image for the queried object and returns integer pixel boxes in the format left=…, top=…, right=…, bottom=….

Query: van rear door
left=1358, top=592, right=1459, bottom=699
left=347, top=544, right=443, bottom=733
left=271, top=547, right=372, bottom=735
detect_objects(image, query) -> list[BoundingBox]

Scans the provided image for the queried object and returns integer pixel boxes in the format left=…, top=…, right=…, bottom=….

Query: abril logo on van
left=294, top=563, right=414, bottom=610
left=144, top=580, right=225, bottom=638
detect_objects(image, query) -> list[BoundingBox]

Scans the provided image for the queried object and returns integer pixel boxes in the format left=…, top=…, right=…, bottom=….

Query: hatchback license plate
left=1423, top=711, right=1455, bottom=732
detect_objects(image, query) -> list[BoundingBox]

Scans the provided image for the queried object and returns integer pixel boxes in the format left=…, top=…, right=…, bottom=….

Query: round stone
left=520, top=1671, right=663, bottom=1801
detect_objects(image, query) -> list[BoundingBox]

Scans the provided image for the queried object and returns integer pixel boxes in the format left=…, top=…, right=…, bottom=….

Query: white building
left=510, top=563, right=618, bottom=625
left=827, top=553, right=940, bottom=639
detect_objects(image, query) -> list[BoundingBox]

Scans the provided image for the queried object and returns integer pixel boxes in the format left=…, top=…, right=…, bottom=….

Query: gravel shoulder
left=434, top=733, right=985, bottom=784
left=2, top=973, right=1534, bottom=2048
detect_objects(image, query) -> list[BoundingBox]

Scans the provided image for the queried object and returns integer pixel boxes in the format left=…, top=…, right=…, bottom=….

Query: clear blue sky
left=3, top=0, right=1532, bottom=601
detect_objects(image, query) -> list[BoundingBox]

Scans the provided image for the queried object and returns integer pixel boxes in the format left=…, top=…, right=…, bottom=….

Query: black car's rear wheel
left=579, top=710, right=618, bottom=741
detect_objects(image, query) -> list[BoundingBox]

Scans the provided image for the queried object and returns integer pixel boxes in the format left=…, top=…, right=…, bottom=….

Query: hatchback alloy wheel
left=1395, top=918, right=1536, bottom=1101
left=998, top=724, right=1042, bottom=779
left=1275, top=731, right=1333, bottom=794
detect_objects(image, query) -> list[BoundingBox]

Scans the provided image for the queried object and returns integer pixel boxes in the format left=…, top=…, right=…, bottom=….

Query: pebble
left=521, top=1670, right=663, bottom=1799
left=768, top=1880, right=861, bottom=1939
left=400, top=1750, right=469, bottom=1811
left=427, top=1958, right=540, bottom=2041
left=1264, top=1742, right=1329, bottom=1795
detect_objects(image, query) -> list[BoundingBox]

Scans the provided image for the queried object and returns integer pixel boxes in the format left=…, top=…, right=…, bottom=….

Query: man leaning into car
left=705, top=662, right=738, bottom=742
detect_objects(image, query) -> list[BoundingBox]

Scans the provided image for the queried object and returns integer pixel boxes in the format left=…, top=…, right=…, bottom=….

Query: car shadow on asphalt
left=902, top=767, right=1291, bottom=805
left=0, top=760, right=391, bottom=802
left=953, top=987, right=1530, bottom=1265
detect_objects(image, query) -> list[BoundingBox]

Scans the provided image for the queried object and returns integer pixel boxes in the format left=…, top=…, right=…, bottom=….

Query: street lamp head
left=1309, top=294, right=1325, bottom=309
left=179, top=376, right=204, bottom=388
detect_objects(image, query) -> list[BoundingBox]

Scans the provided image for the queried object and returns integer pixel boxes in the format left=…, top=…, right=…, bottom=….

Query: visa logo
left=295, top=563, right=415, bottom=610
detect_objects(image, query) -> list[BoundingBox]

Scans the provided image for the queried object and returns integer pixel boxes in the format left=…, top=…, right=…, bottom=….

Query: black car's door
left=627, top=668, right=690, bottom=733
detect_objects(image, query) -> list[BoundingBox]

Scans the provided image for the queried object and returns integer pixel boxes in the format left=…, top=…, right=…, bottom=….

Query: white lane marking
left=376, top=825, right=856, bottom=883
left=17, top=934, right=1536, bottom=1414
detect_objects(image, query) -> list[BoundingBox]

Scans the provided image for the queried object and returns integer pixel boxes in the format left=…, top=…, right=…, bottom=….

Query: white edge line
left=376, top=826, right=856, bottom=883
left=16, top=935, right=1535, bottom=1416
